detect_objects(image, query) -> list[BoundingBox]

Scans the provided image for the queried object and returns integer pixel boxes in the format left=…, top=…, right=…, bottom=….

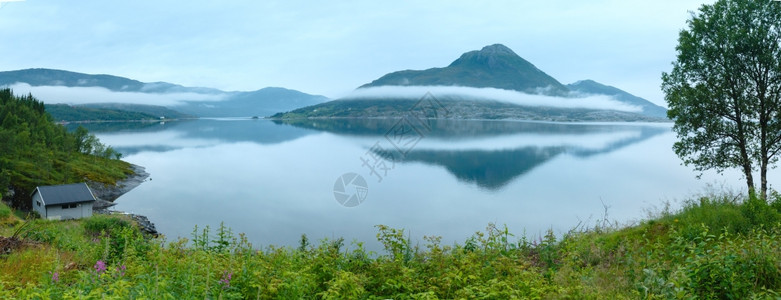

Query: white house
left=32, top=183, right=96, bottom=220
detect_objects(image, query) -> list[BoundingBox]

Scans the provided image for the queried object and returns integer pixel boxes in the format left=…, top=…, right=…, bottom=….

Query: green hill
left=46, top=104, right=192, bottom=122
left=0, top=68, right=221, bottom=94
left=0, top=68, right=147, bottom=92
left=361, top=44, right=569, bottom=96
left=0, top=89, right=133, bottom=209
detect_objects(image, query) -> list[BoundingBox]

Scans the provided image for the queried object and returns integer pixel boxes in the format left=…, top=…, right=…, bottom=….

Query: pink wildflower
left=94, top=260, right=106, bottom=274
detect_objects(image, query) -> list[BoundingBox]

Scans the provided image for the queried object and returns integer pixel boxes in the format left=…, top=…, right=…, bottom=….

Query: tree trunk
left=736, top=112, right=756, bottom=197
left=761, top=158, right=768, bottom=201
left=743, top=161, right=756, bottom=197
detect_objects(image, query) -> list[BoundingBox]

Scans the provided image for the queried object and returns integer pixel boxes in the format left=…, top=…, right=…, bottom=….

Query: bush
left=82, top=214, right=130, bottom=236
left=668, top=193, right=781, bottom=239
left=0, top=202, right=11, bottom=219
left=741, top=195, right=781, bottom=228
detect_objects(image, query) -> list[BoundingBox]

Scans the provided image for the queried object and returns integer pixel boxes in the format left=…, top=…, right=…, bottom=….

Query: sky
left=0, top=0, right=715, bottom=106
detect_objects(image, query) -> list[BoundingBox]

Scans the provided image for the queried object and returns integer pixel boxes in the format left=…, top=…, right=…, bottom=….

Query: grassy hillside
left=79, top=103, right=193, bottom=120
left=46, top=104, right=159, bottom=122
left=0, top=192, right=778, bottom=298
left=46, top=103, right=192, bottom=122
left=0, top=89, right=133, bottom=209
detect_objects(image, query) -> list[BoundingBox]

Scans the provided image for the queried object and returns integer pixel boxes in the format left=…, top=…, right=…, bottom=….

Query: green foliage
left=48, top=102, right=192, bottom=122
left=375, top=224, right=413, bottom=263
left=662, top=0, right=781, bottom=199
left=0, top=194, right=780, bottom=298
left=656, top=193, right=781, bottom=240
left=637, top=225, right=781, bottom=299
left=0, top=88, right=132, bottom=209
left=0, top=202, right=11, bottom=219
left=190, top=222, right=234, bottom=253
left=82, top=214, right=131, bottom=236
left=46, top=104, right=160, bottom=122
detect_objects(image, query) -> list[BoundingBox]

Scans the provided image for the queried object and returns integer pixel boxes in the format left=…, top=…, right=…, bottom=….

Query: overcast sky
left=0, top=0, right=714, bottom=106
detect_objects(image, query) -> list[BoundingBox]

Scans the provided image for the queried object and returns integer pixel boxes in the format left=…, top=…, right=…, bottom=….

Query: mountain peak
left=478, top=44, right=516, bottom=56
left=570, top=79, right=598, bottom=86
left=360, top=44, right=569, bottom=95
left=448, top=43, right=523, bottom=69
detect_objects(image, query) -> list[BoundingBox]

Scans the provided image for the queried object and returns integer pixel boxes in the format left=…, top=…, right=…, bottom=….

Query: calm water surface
left=86, top=119, right=769, bottom=250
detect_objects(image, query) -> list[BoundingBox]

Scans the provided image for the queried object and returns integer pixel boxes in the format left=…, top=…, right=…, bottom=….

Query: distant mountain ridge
left=0, top=68, right=224, bottom=94
left=174, top=86, right=330, bottom=117
left=278, top=44, right=668, bottom=121
left=566, top=80, right=667, bottom=118
left=0, top=68, right=329, bottom=117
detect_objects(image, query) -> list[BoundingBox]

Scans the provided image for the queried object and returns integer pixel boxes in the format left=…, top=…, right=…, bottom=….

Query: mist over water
left=90, top=119, right=773, bottom=250
left=8, top=83, right=226, bottom=106
left=344, top=86, right=643, bottom=112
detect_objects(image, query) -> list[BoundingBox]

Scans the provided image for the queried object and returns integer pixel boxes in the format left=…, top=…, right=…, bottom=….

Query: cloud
left=7, top=83, right=225, bottom=106
left=95, top=131, right=223, bottom=149
left=343, top=85, right=643, bottom=112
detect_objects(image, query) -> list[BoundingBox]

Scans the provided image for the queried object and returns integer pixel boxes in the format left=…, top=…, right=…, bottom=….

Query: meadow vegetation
left=0, top=192, right=779, bottom=299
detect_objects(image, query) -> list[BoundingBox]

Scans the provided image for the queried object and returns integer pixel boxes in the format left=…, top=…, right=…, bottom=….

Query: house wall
left=44, top=202, right=93, bottom=220
left=80, top=203, right=93, bottom=218
left=32, top=191, right=46, bottom=218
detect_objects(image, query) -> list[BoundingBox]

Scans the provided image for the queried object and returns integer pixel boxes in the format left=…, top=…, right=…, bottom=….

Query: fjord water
left=89, top=119, right=755, bottom=250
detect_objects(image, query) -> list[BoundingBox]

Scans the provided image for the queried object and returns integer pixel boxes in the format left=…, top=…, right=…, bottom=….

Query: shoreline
left=55, top=118, right=197, bottom=125
left=90, top=164, right=149, bottom=203
left=88, top=164, right=158, bottom=236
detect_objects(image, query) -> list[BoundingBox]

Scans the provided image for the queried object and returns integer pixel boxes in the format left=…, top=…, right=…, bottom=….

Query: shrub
left=0, top=202, right=11, bottom=219
left=82, top=215, right=130, bottom=236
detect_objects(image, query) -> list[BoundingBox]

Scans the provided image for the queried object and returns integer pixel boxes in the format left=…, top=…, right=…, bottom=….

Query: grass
left=0, top=202, right=11, bottom=219
left=0, top=193, right=779, bottom=299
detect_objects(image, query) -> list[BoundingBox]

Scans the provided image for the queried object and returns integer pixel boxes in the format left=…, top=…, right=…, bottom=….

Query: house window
left=36, top=200, right=41, bottom=207
left=61, top=204, right=77, bottom=209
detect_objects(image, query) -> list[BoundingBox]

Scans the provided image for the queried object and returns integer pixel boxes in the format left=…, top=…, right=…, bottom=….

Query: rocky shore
left=88, top=164, right=158, bottom=236
left=89, top=164, right=149, bottom=204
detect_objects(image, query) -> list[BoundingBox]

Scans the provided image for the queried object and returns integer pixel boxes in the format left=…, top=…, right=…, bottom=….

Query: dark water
left=87, top=118, right=759, bottom=250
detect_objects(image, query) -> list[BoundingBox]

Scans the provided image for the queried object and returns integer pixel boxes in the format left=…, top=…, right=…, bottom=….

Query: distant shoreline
left=56, top=118, right=197, bottom=125
left=269, top=115, right=673, bottom=124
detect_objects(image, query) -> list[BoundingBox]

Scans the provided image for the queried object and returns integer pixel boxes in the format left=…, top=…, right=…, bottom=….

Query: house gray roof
left=34, top=183, right=96, bottom=206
